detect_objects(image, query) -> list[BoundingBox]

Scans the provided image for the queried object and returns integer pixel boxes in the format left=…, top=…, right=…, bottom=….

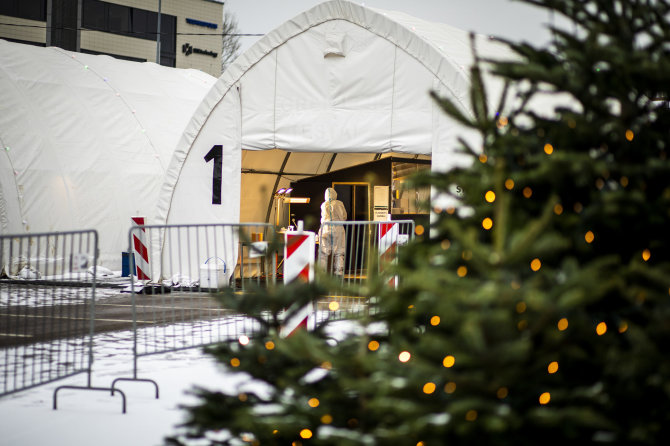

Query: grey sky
left=225, top=0, right=559, bottom=54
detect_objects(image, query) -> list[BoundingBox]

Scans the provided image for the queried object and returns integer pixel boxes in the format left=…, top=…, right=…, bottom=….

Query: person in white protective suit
left=318, top=187, right=347, bottom=276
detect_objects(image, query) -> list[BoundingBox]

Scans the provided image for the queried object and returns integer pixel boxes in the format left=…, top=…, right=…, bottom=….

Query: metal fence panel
left=317, top=220, right=414, bottom=317
left=113, top=223, right=277, bottom=397
left=0, top=230, right=98, bottom=397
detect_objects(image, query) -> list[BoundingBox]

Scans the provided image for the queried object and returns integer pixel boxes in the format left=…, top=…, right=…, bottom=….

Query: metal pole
left=156, top=0, right=162, bottom=64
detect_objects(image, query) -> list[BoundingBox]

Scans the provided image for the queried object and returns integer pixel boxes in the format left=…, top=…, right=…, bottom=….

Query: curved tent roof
left=0, top=39, right=216, bottom=268
left=158, top=0, right=516, bottom=230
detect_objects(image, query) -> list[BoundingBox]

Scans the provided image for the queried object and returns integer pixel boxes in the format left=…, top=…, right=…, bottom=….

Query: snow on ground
left=0, top=328, right=241, bottom=446
left=0, top=310, right=370, bottom=446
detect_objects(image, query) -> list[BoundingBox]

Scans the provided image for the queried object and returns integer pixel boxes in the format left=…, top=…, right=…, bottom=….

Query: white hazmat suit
left=318, top=187, right=347, bottom=275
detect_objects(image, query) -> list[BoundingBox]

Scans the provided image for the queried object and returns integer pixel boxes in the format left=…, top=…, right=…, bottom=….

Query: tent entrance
left=332, top=182, right=370, bottom=222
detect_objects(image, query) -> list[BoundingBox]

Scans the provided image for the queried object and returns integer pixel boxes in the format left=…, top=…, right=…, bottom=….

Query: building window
left=107, top=3, right=130, bottom=35
left=82, top=0, right=105, bottom=30
left=159, top=14, right=176, bottom=66
left=131, top=8, right=150, bottom=39
left=0, top=0, right=47, bottom=22
left=81, top=0, right=176, bottom=67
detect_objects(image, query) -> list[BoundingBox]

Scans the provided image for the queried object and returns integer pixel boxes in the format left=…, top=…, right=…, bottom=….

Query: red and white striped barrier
left=283, top=230, right=315, bottom=284
left=131, top=216, right=151, bottom=281
left=281, top=224, right=315, bottom=336
left=378, top=222, right=399, bottom=288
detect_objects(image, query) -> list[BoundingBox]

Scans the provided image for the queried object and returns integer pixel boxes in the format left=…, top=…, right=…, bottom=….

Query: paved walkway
left=0, top=284, right=228, bottom=348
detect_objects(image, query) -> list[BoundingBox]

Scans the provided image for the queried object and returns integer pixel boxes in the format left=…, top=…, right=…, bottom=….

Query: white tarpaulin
left=159, top=0, right=517, bottom=229
left=0, top=40, right=216, bottom=270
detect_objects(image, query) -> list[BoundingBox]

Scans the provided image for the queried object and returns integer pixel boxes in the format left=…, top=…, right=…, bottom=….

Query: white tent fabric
left=0, top=40, right=216, bottom=270
left=158, top=0, right=517, bottom=231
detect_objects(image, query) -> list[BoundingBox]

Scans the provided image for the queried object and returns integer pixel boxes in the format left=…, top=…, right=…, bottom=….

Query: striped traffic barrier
left=281, top=222, right=315, bottom=336
left=131, top=216, right=150, bottom=281
left=378, top=221, right=399, bottom=288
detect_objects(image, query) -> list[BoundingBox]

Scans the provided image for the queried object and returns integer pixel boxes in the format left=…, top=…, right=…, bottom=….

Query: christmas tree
left=168, top=1, right=670, bottom=444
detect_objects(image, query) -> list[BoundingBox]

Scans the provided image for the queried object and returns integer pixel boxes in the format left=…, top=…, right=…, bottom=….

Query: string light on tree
left=539, top=392, right=551, bottom=405
left=585, top=231, right=595, bottom=243
left=516, top=301, right=527, bottom=313
left=300, top=429, right=313, bottom=439
left=548, top=361, right=559, bottom=374
left=423, top=382, right=437, bottom=394
left=530, top=258, right=542, bottom=271
left=544, top=143, right=554, bottom=155
left=485, top=190, right=496, bottom=202
left=505, top=179, right=515, bottom=190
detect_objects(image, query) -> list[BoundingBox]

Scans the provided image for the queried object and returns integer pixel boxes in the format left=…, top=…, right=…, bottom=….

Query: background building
left=0, top=0, right=224, bottom=77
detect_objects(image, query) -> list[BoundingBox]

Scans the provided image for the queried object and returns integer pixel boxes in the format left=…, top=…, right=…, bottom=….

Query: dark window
left=159, top=14, right=176, bottom=52
left=82, top=0, right=106, bottom=31
left=19, top=0, right=47, bottom=21
left=1, top=0, right=46, bottom=22
left=79, top=0, right=176, bottom=68
left=107, top=3, right=130, bottom=35
left=160, top=54, right=175, bottom=68
left=0, top=0, right=17, bottom=17
left=145, top=10, right=157, bottom=39
left=131, top=8, right=149, bottom=39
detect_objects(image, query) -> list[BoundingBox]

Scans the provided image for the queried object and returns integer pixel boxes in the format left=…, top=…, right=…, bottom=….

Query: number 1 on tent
left=204, top=144, right=223, bottom=205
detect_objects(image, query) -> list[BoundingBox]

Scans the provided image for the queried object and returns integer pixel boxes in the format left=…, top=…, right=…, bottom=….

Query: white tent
left=0, top=39, right=216, bottom=270
left=158, top=0, right=516, bottom=232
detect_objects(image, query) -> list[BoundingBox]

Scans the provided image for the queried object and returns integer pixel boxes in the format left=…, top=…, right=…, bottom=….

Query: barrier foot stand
left=111, top=377, right=160, bottom=399
left=53, top=385, right=127, bottom=414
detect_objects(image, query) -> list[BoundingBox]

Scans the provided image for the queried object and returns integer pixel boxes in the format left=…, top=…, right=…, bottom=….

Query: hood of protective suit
left=324, top=187, right=337, bottom=201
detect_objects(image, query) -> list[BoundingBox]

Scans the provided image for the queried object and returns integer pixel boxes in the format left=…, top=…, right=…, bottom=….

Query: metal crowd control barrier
left=317, top=220, right=414, bottom=317
left=112, top=223, right=277, bottom=397
left=0, top=230, right=126, bottom=411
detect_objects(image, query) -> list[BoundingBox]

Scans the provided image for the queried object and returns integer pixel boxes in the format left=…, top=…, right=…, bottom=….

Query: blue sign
left=186, top=18, right=218, bottom=29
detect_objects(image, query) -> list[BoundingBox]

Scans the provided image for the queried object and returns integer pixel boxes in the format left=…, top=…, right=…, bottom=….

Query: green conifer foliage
left=168, top=1, right=670, bottom=444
